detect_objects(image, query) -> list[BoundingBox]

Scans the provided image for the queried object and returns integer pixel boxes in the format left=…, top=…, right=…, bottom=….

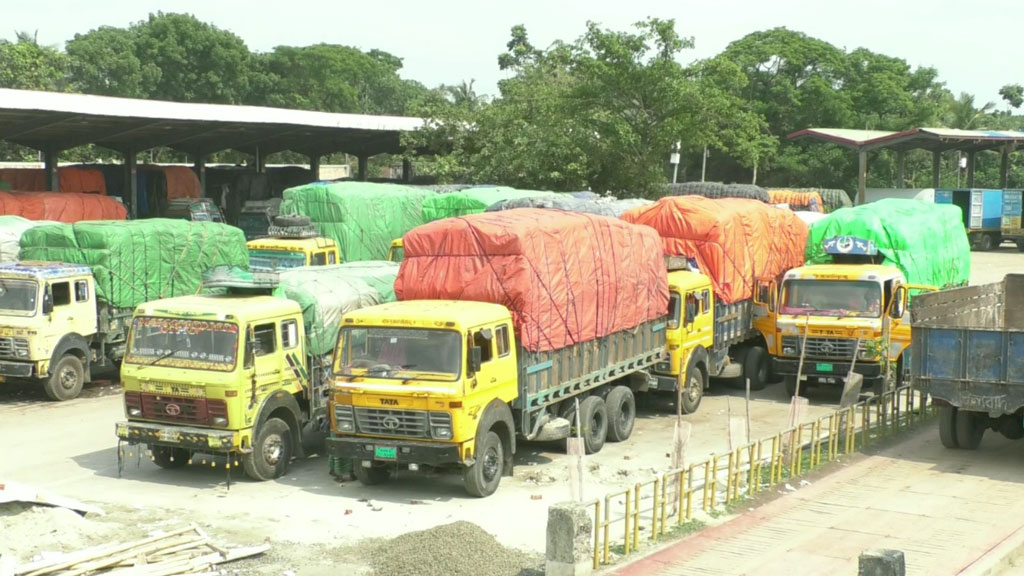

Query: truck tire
left=605, top=386, right=636, bottom=442
left=354, top=461, right=392, bottom=486
left=974, top=233, right=995, bottom=252
left=955, top=409, right=985, bottom=450
left=681, top=359, right=705, bottom=415
left=44, top=354, right=85, bottom=401
left=463, top=431, right=503, bottom=497
left=151, top=445, right=191, bottom=469
left=274, top=215, right=310, bottom=228
left=242, top=417, right=293, bottom=481
left=938, top=405, right=959, bottom=449
left=580, top=396, right=608, bottom=454
left=742, top=346, right=768, bottom=391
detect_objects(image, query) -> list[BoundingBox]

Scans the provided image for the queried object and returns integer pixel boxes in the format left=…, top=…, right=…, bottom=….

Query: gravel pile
left=0, top=503, right=118, bottom=562
left=370, top=521, right=542, bottom=576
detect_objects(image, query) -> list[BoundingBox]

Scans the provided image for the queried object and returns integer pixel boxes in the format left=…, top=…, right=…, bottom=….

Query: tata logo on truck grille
left=379, top=398, right=399, bottom=406
left=164, top=403, right=182, bottom=416
left=818, top=342, right=835, bottom=355
left=381, top=416, right=401, bottom=430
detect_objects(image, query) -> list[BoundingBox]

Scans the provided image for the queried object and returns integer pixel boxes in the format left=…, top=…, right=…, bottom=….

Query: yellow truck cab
left=329, top=299, right=665, bottom=497
left=387, top=239, right=403, bottom=263
left=247, top=215, right=339, bottom=273
left=770, top=237, right=911, bottom=396
left=116, top=292, right=317, bottom=480
left=645, top=261, right=777, bottom=414
left=0, top=262, right=126, bottom=401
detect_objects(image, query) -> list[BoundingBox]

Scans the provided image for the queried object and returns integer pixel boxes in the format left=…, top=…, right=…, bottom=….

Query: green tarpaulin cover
left=420, top=187, right=557, bottom=222
left=20, top=219, right=250, bottom=309
left=805, top=199, right=970, bottom=290
left=279, top=182, right=432, bottom=262
left=277, top=262, right=399, bottom=356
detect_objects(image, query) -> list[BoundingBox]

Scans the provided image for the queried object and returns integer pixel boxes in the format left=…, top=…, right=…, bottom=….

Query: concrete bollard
left=546, top=501, right=594, bottom=576
left=859, top=549, right=906, bottom=576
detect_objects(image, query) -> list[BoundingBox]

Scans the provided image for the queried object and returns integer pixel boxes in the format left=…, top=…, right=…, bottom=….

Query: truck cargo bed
left=715, top=299, right=756, bottom=351
left=515, top=317, right=667, bottom=417
left=910, top=274, right=1024, bottom=414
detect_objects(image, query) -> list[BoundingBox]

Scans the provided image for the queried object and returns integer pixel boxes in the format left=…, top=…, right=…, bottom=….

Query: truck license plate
left=816, top=363, right=834, bottom=373
left=158, top=429, right=180, bottom=443
left=374, top=446, right=397, bottom=460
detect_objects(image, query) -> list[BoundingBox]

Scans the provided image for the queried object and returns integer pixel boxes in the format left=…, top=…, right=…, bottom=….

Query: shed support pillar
left=308, top=153, right=321, bottom=182
left=1001, top=146, right=1011, bottom=189
left=857, top=148, right=867, bottom=206
left=357, top=155, right=369, bottom=181
left=44, top=148, right=59, bottom=192
left=402, top=158, right=412, bottom=182
left=254, top=146, right=266, bottom=173
left=932, top=151, right=941, bottom=188
left=967, top=151, right=976, bottom=188
left=193, top=154, right=206, bottom=198
left=124, top=149, right=138, bottom=219
left=896, top=150, right=906, bottom=189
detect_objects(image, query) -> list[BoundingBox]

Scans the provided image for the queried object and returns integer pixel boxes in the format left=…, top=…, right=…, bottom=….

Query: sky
left=5, top=0, right=1019, bottom=110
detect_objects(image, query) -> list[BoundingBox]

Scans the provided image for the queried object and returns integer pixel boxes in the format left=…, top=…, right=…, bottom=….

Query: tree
left=1000, top=84, right=1024, bottom=109
left=0, top=32, right=68, bottom=91
left=946, top=92, right=996, bottom=130
left=66, top=26, right=155, bottom=97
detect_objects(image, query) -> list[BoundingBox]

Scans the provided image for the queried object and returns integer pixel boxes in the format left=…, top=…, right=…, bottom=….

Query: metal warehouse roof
left=0, top=88, right=424, bottom=157
left=789, top=127, right=1024, bottom=153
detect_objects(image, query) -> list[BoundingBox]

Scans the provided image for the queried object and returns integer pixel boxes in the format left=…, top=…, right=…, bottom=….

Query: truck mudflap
left=115, top=421, right=236, bottom=453
left=0, top=360, right=36, bottom=378
left=772, top=357, right=881, bottom=384
left=326, top=436, right=462, bottom=467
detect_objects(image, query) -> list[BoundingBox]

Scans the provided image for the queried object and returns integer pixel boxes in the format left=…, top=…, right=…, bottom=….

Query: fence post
left=858, top=549, right=906, bottom=576
left=546, top=502, right=595, bottom=576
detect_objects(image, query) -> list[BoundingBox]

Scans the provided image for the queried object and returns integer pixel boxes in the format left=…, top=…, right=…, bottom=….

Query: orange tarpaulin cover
left=768, top=189, right=824, bottom=212
left=622, top=197, right=808, bottom=303
left=0, top=191, right=126, bottom=222
left=395, top=208, right=669, bottom=353
left=0, top=168, right=107, bottom=195
left=146, top=166, right=200, bottom=200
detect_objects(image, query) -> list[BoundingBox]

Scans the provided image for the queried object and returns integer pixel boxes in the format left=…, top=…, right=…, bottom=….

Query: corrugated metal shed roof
left=789, top=127, right=1024, bottom=152
left=0, top=88, right=425, bottom=156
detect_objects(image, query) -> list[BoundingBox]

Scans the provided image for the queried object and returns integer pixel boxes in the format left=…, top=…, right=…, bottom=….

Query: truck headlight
left=783, top=346, right=796, bottom=356
left=15, top=349, right=28, bottom=358
left=334, top=404, right=355, bottom=433
left=128, top=407, right=142, bottom=417
left=212, top=417, right=228, bottom=427
left=432, top=427, right=453, bottom=440
left=858, top=348, right=876, bottom=360
left=428, top=411, right=453, bottom=440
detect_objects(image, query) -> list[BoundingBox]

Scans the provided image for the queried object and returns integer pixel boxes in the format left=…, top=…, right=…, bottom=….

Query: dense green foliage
left=1, top=14, right=1022, bottom=195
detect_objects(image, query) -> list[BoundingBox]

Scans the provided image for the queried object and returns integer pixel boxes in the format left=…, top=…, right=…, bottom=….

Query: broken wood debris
left=11, top=524, right=268, bottom=576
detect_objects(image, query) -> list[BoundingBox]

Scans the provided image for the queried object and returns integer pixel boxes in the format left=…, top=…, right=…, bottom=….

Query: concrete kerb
left=547, top=501, right=595, bottom=576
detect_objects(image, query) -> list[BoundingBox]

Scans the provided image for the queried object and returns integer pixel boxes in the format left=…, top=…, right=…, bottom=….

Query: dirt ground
left=0, top=248, right=1017, bottom=574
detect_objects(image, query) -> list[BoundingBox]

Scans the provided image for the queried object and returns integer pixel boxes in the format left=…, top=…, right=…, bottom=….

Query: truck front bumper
left=0, top=360, right=38, bottom=378
left=115, top=421, right=237, bottom=453
left=326, top=436, right=463, bottom=467
left=772, top=358, right=881, bottom=385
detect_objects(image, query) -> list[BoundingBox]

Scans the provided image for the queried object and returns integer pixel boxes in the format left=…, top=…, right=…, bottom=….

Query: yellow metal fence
left=587, top=385, right=933, bottom=568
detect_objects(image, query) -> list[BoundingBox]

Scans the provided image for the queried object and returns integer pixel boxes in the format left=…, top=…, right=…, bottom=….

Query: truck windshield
left=0, top=279, right=38, bottom=316
left=125, top=317, right=239, bottom=371
left=336, top=327, right=461, bottom=380
left=781, top=279, right=882, bottom=318
left=248, top=249, right=306, bottom=272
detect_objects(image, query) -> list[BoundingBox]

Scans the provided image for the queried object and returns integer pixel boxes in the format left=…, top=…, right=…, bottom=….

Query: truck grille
left=0, top=337, right=28, bottom=358
left=138, top=393, right=221, bottom=426
left=782, top=336, right=858, bottom=359
left=355, top=408, right=428, bottom=438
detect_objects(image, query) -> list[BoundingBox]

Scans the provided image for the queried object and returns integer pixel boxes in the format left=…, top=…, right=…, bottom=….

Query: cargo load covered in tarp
left=396, top=209, right=668, bottom=352
left=277, top=262, right=399, bottom=356
left=486, top=195, right=654, bottom=218
left=420, top=187, right=557, bottom=222
left=0, top=168, right=107, bottom=195
left=0, top=216, right=59, bottom=261
left=767, top=189, right=824, bottom=213
left=280, top=182, right=432, bottom=262
left=665, top=182, right=770, bottom=203
left=0, top=191, right=126, bottom=222
left=805, top=198, right=970, bottom=290
left=20, top=219, right=249, bottom=309
left=622, top=196, right=808, bottom=303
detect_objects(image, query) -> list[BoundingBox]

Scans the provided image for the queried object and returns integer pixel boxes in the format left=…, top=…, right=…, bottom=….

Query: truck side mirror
left=41, top=284, right=53, bottom=315
left=684, top=296, right=697, bottom=326
left=890, top=286, right=908, bottom=319
left=469, top=346, right=483, bottom=373
left=244, top=327, right=256, bottom=369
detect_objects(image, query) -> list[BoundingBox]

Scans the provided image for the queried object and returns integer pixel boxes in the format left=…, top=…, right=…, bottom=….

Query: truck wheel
left=975, top=233, right=995, bottom=252
left=938, top=405, right=959, bottom=449
left=680, top=362, right=705, bottom=415
left=151, top=445, right=191, bottom=469
left=242, top=417, right=292, bottom=481
left=44, top=355, right=85, bottom=401
left=354, top=461, right=392, bottom=486
left=274, top=215, right=310, bottom=228
left=955, top=410, right=985, bottom=450
left=605, top=386, right=636, bottom=442
left=742, top=346, right=768, bottom=391
left=464, top=431, right=503, bottom=497
left=580, top=396, right=608, bottom=454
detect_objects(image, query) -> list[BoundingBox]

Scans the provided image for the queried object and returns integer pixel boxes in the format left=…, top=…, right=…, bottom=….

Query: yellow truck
left=247, top=216, right=340, bottom=272
left=647, top=262, right=777, bottom=414
left=115, top=264, right=398, bottom=480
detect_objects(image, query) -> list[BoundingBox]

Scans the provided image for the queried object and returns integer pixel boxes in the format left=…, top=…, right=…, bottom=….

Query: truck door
left=249, top=321, right=284, bottom=398
left=468, top=325, right=514, bottom=401
left=46, top=279, right=95, bottom=333
left=887, top=281, right=911, bottom=362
